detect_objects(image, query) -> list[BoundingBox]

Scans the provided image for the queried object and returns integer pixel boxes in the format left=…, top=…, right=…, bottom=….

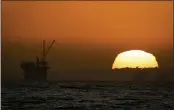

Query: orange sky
left=2, top=1, right=173, bottom=81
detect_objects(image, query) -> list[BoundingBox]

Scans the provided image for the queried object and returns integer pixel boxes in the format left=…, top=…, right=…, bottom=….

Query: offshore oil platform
left=20, top=40, right=55, bottom=83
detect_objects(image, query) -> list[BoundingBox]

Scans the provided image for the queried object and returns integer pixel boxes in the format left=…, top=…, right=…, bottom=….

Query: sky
left=2, top=1, right=173, bottom=81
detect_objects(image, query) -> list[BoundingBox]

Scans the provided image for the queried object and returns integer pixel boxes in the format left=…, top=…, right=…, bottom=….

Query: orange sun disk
left=112, top=50, right=159, bottom=69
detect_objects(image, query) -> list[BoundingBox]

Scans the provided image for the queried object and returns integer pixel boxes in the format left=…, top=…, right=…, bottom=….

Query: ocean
left=1, top=82, right=174, bottom=110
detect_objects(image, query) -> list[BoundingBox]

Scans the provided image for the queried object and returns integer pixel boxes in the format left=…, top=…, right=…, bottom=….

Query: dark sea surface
left=2, top=82, right=174, bottom=110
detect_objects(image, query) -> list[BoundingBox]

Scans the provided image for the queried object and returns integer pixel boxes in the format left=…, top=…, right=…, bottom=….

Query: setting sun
left=112, top=50, right=159, bottom=69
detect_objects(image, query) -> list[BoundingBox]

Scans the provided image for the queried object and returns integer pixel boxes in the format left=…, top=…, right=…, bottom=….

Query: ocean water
left=1, top=82, right=174, bottom=110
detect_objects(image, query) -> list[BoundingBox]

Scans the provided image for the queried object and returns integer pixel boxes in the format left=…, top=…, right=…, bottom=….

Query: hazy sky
left=2, top=1, right=173, bottom=81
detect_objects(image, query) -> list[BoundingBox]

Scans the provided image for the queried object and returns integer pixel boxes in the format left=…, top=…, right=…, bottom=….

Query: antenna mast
left=41, top=40, right=55, bottom=61
left=43, top=40, right=46, bottom=61
left=45, top=40, right=56, bottom=57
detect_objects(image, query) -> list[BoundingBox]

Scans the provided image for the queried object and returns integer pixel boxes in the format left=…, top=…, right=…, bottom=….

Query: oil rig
left=20, top=40, right=55, bottom=83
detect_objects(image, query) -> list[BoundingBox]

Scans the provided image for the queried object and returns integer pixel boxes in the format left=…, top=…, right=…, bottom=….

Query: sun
left=112, top=50, right=159, bottom=69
